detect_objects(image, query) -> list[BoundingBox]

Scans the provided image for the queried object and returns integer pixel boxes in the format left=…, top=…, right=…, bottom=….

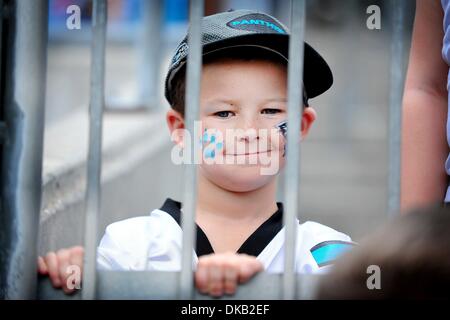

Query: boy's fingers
left=221, top=256, right=240, bottom=295
left=252, top=259, right=264, bottom=272
left=195, top=264, right=209, bottom=294
left=195, top=256, right=212, bottom=293
left=196, top=253, right=262, bottom=297
left=57, top=249, right=73, bottom=294
left=208, top=264, right=224, bottom=297
left=70, top=246, right=84, bottom=260
left=44, top=252, right=61, bottom=288
left=37, top=256, right=48, bottom=275
left=69, top=247, right=84, bottom=274
left=223, top=267, right=238, bottom=295
left=238, top=258, right=263, bottom=283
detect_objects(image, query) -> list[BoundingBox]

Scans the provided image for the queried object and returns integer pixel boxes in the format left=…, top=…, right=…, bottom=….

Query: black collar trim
left=159, top=198, right=284, bottom=257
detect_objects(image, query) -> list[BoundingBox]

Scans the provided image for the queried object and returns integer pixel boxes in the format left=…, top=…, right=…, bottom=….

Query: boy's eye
left=214, top=111, right=235, bottom=118
left=261, top=108, right=282, bottom=115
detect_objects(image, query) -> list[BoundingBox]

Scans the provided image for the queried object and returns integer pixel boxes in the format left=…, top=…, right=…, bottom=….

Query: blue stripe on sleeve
left=310, top=241, right=355, bottom=267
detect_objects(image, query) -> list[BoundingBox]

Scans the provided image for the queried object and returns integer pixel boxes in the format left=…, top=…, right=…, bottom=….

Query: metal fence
left=0, top=0, right=48, bottom=300
left=0, top=0, right=406, bottom=299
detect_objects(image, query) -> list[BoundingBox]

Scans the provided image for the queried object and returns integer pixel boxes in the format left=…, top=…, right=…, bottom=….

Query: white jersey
left=97, top=198, right=355, bottom=273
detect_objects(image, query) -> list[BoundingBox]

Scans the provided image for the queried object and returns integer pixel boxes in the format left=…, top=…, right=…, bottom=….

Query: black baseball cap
left=164, top=9, right=333, bottom=106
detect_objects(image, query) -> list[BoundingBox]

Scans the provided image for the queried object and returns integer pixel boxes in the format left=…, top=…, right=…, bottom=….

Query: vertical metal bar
left=0, top=0, right=4, bottom=121
left=282, top=0, right=305, bottom=300
left=0, top=0, right=48, bottom=299
left=179, top=0, right=203, bottom=300
left=82, top=0, right=107, bottom=300
left=387, top=1, right=405, bottom=215
left=138, top=0, right=162, bottom=108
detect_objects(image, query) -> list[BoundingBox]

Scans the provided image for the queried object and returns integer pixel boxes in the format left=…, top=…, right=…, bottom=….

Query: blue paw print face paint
left=204, top=148, right=215, bottom=159
left=201, top=128, right=223, bottom=160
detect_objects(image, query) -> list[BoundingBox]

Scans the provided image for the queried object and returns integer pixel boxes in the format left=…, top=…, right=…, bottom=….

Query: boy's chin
left=201, top=165, right=278, bottom=192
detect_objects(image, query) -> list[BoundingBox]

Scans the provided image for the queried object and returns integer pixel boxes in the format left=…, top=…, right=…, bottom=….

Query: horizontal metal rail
left=38, top=272, right=322, bottom=300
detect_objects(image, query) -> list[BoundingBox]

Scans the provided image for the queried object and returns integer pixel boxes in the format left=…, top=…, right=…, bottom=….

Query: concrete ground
left=41, top=3, right=415, bottom=252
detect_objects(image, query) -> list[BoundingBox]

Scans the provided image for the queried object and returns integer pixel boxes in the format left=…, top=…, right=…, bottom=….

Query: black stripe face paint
left=275, top=120, right=287, bottom=157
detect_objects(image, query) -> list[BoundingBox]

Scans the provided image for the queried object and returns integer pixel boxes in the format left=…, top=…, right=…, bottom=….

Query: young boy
left=38, top=9, right=354, bottom=297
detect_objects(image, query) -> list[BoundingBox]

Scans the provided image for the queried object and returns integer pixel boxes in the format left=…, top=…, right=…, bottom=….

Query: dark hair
left=316, top=204, right=450, bottom=299
left=168, top=46, right=290, bottom=117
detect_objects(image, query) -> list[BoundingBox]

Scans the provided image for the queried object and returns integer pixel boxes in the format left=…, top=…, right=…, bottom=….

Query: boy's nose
left=239, top=116, right=258, bottom=130
left=234, top=116, right=265, bottom=142
left=239, top=129, right=259, bottom=142
left=239, top=124, right=259, bottom=142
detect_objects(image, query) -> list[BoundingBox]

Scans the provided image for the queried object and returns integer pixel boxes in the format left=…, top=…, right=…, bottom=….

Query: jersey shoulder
left=298, top=221, right=355, bottom=271
left=97, top=209, right=180, bottom=270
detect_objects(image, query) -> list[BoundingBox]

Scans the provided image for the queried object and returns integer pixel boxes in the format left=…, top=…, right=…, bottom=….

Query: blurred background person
left=316, top=204, right=450, bottom=299
left=401, top=0, right=449, bottom=212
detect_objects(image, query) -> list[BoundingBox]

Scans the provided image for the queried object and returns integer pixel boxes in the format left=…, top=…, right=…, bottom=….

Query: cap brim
left=201, top=33, right=333, bottom=99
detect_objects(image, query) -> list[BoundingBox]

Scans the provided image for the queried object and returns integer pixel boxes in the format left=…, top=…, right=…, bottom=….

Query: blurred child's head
left=316, top=204, right=450, bottom=299
left=164, top=10, right=333, bottom=193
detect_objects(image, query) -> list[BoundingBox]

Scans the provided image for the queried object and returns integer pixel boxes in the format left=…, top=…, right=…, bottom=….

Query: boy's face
left=167, top=58, right=316, bottom=192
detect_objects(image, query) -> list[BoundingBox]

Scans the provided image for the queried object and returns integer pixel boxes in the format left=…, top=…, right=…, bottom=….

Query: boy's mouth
left=226, top=150, right=271, bottom=156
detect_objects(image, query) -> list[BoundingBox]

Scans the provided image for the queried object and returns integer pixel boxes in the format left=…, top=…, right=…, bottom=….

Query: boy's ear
left=301, top=107, right=317, bottom=139
left=166, top=108, right=185, bottom=146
